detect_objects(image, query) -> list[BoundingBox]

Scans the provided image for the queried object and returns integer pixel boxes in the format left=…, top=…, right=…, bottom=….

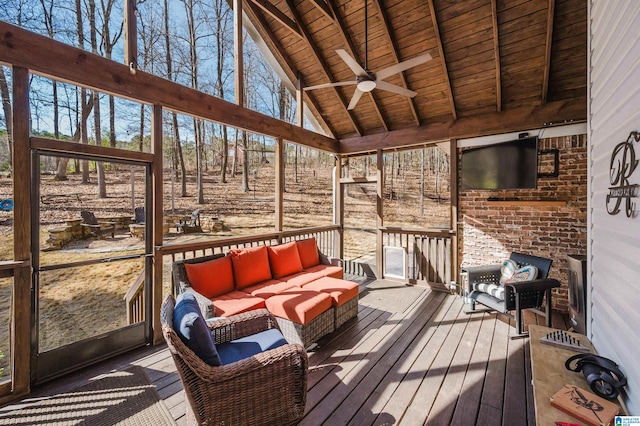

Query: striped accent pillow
left=473, top=282, right=505, bottom=301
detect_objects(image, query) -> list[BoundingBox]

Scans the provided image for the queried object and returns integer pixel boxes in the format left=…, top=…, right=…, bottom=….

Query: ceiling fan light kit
left=304, top=1, right=432, bottom=110
left=357, top=76, right=376, bottom=92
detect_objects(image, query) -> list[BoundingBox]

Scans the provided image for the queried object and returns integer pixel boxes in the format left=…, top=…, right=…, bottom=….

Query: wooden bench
left=529, top=325, right=627, bottom=425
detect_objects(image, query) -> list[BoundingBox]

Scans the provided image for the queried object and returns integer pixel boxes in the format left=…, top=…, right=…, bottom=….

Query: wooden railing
left=156, top=225, right=340, bottom=293
left=381, top=227, right=455, bottom=290
left=124, top=270, right=145, bottom=324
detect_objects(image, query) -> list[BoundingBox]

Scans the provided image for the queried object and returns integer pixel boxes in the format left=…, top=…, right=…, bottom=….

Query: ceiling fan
left=304, top=1, right=432, bottom=110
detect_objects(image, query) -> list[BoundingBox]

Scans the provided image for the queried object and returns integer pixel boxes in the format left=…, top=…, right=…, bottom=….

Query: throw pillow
left=173, top=292, right=221, bottom=366
left=503, top=264, right=538, bottom=283
left=296, top=238, right=320, bottom=268
left=268, top=241, right=303, bottom=278
left=499, top=259, right=518, bottom=284
left=184, top=255, right=234, bottom=299
left=230, top=245, right=272, bottom=289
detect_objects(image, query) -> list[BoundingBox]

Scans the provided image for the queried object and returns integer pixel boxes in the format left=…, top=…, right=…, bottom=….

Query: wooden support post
left=450, top=139, right=459, bottom=290
left=376, top=149, right=384, bottom=279
left=333, top=155, right=343, bottom=259
left=11, top=66, right=31, bottom=397
left=151, top=104, right=164, bottom=345
left=275, top=138, right=284, bottom=232
left=124, top=0, right=138, bottom=72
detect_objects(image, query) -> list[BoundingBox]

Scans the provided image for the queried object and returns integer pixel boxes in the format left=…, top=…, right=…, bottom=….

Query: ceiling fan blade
left=304, top=81, right=356, bottom=91
left=376, top=53, right=433, bottom=81
left=336, top=49, right=368, bottom=77
left=375, top=81, right=418, bottom=97
left=347, top=88, right=364, bottom=110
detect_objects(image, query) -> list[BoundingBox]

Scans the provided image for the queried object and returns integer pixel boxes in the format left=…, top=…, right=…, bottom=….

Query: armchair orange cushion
left=230, top=246, right=272, bottom=289
left=296, top=238, right=320, bottom=268
left=184, top=255, right=235, bottom=299
left=268, top=241, right=303, bottom=279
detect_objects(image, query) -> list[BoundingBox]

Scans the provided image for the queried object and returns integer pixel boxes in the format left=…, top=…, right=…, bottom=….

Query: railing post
left=333, top=155, right=343, bottom=259
left=376, top=149, right=384, bottom=279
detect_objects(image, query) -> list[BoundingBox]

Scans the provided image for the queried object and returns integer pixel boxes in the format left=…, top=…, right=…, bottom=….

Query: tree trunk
left=56, top=94, right=94, bottom=180
left=89, top=0, right=106, bottom=197
left=109, top=95, right=116, bottom=148
left=139, top=104, right=145, bottom=151
left=221, top=125, right=228, bottom=183
left=173, top=113, right=187, bottom=197
left=0, top=67, right=13, bottom=169
left=294, top=145, right=299, bottom=184
left=195, top=119, right=205, bottom=204
left=232, top=128, right=238, bottom=177
left=241, top=132, right=249, bottom=192
left=81, top=88, right=90, bottom=184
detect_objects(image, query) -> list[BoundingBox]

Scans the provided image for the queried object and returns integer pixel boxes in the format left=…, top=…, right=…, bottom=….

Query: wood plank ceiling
left=242, top=0, right=587, bottom=152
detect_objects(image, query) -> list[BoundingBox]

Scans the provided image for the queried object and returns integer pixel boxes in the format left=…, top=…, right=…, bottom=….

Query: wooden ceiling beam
left=308, top=0, right=333, bottom=21
left=491, top=0, right=502, bottom=111
left=0, top=21, right=338, bottom=152
left=284, top=0, right=363, bottom=136
left=338, top=96, right=586, bottom=154
left=247, top=0, right=303, bottom=40
left=427, top=0, right=457, bottom=120
left=371, top=0, right=420, bottom=126
left=325, top=0, right=388, bottom=131
left=542, top=0, right=556, bottom=104
left=242, top=0, right=336, bottom=137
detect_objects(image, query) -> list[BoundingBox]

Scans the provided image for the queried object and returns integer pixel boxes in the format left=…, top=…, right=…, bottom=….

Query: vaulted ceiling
left=243, top=0, right=587, bottom=153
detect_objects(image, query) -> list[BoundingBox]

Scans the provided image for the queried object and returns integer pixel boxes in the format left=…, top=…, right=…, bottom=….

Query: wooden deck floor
left=3, top=280, right=569, bottom=425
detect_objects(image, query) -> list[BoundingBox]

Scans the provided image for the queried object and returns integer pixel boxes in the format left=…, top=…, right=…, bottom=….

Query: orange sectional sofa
left=172, top=238, right=359, bottom=347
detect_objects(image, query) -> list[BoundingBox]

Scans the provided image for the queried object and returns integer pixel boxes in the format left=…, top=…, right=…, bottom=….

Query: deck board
left=2, top=280, right=569, bottom=426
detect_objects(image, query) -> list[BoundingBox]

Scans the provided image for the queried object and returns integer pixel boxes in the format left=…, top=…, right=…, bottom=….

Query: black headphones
left=565, top=353, right=627, bottom=400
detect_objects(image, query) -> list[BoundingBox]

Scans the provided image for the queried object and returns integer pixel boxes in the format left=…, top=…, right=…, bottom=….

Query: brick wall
left=457, top=134, right=587, bottom=312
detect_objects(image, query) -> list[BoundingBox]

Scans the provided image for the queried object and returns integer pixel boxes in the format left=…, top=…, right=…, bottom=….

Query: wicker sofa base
left=275, top=308, right=335, bottom=348
left=335, top=296, right=359, bottom=329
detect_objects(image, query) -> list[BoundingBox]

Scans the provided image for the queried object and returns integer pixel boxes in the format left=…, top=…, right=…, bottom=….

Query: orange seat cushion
left=265, top=288, right=332, bottom=325
left=241, top=279, right=297, bottom=299
left=279, top=270, right=325, bottom=287
left=267, top=242, right=303, bottom=279
left=302, top=277, right=359, bottom=306
left=184, top=256, right=235, bottom=298
left=230, top=246, right=272, bottom=289
left=304, top=264, right=344, bottom=279
left=211, top=291, right=266, bottom=317
left=296, top=238, right=320, bottom=268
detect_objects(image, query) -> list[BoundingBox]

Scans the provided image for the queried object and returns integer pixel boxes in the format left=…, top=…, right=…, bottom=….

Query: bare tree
left=88, top=0, right=107, bottom=196
left=210, top=0, right=231, bottom=183
left=182, top=0, right=206, bottom=203
left=0, top=68, right=13, bottom=169
left=55, top=94, right=94, bottom=180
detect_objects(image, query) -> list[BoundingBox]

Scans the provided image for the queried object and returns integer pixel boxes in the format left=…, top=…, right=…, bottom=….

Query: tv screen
left=461, top=136, right=539, bottom=189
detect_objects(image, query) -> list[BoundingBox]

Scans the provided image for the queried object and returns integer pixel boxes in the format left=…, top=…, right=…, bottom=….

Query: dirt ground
left=0, top=153, right=451, bottom=379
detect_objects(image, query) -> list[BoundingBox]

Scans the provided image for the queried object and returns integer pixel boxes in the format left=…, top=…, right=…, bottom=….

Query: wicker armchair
left=462, top=252, right=561, bottom=337
left=161, top=295, right=308, bottom=426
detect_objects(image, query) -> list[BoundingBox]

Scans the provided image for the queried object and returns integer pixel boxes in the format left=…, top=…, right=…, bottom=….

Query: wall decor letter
left=607, top=131, right=639, bottom=217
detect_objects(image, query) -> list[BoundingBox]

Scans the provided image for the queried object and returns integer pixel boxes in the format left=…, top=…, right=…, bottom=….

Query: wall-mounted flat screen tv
left=461, top=136, right=539, bottom=189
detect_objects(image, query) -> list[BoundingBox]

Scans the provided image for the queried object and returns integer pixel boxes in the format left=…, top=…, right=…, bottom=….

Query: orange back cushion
left=184, top=256, right=235, bottom=298
left=297, top=238, right=320, bottom=268
left=268, top=242, right=303, bottom=279
left=230, top=245, right=272, bottom=289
